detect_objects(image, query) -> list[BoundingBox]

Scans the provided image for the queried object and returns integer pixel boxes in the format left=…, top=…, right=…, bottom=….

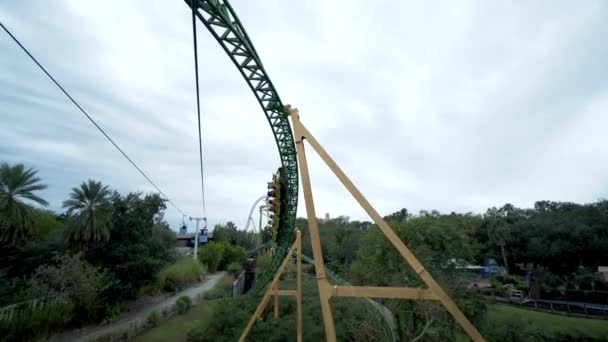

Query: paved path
left=53, top=272, right=226, bottom=341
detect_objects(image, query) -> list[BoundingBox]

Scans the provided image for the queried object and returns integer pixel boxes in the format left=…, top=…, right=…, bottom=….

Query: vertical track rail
left=184, top=0, right=298, bottom=294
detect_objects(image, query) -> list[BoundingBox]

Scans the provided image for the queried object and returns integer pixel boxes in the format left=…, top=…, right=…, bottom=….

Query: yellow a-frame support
left=286, top=105, right=484, bottom=342
left=240, top=106, right=484, bottom=341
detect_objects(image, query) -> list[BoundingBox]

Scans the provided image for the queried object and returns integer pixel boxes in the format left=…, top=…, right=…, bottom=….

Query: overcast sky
left=1, top=1, right=608, bottom=232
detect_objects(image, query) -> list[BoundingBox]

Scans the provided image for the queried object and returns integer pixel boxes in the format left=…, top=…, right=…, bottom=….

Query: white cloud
left=1, top=0, right=607, bottom=230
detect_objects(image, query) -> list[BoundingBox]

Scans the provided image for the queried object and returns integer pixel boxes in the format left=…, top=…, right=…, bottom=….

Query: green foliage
left=485, top=304, right=608, bottom=341
left=490, top=275, right=527, bottom=289
left=156, top=258, right=205, bottom=292
left=190, top=279, right=389, bottom=341
left=255, top=254, right=272, bottom=277
left=147, top=309, right=161, bottom=327
left=212, top=221, right=256, bottom=250
left=32, top=209, right=64, bottom=238
left=84, top=192, right=176, bottom=300
left=227, top=262, right=242, bottom=277
left=202, top=275, right=234, bottom=300
left=351, top=213, right=480, bottom=286
left=220, top=243, right=246, bottom=270
left=176, top=296, right=192, bottom=314
left=27, top=253, right=114, bottom=324
left=477, top=201, right=608, bottom=275
left=198, top=242, right=225, bottom=273
left=0, top=162, right=48, bottom=244
left=63, top=179, right=113, bottom=246
left=198, top=241, right=247, bottom=273
left=542, top=271, right=565, bottom=288
left=0, top=302, right=73, bottom=341
left=186, top=298, right=251, bottom=342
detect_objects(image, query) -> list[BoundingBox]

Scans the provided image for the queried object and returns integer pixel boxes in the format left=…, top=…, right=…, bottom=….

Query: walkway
left=53, top=272, right=226, bottom=341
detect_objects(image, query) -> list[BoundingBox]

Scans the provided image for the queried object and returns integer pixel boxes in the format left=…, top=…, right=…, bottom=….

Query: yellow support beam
left=286, top=105, right=485, bottom=342
left=272, top=290, right=298, bottom=296
left=239, top=230, right=303, bottom=342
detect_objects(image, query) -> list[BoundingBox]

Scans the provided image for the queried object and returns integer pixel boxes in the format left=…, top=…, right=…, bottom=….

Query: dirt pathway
left=53, top=272, right=226, bottom=341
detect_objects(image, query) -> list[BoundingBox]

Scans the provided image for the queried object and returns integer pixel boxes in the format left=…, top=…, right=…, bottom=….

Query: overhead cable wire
left=0, top=21, right=187, bottom=217
left=190, top=6, right=207, bottom=218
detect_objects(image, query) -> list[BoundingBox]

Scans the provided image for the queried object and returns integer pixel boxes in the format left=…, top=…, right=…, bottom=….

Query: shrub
left=157, top=258, right=205, bottom=292
left=186, top=299, right=250, bottom=342
left=0, top=302, right=73, bottom=341
left=490, top=274, right=527, bottom=290
left=227, top=262, right=242, bottom=277
left=199, top=242, right=248, bottom=273
left=176, top=296, right=192, bottom=314
left=199, top=242, right=225, bottom=273
left=220, top=244, right=247, bottom=270
left=27, top=254, right=114, bottom=324
left=203, top=275, right=234, bottom=300
left=146, top=310, right=161, bottom=327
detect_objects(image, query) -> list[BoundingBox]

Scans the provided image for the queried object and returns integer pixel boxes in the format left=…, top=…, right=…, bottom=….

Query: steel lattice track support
left=184, top=0, right=299, bottom=294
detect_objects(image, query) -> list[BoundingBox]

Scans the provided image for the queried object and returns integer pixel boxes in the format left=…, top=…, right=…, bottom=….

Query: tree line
left=0, top=162, right=183, bottom=339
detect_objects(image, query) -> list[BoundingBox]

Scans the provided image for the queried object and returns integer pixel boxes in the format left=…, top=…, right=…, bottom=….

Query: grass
left=202, top=274, right=233, bottom=300
left=486, top=304, right=608, bottom=339
left=138, top=270, right=608, bottom=341
left=156, top=258, right=206, bottom=292
left=136, top=301, right=215, bottom=342
left=137, top=275, right=233, bottom=342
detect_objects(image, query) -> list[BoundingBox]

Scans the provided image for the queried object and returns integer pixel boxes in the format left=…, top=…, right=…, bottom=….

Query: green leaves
left=0, top=162, right=48, bottom=244
left=62, top=180, right=112, bottom=246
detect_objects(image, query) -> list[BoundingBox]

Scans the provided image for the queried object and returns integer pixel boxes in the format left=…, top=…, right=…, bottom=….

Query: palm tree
left=0, top=162, right=49, bottom=244
left=63, top=180, right=113, bottom=246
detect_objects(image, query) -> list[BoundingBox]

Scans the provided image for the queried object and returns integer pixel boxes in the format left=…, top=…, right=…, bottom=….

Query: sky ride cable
left=190, top=4, right=208, bottom=220
left=0, top=21, right=187, bottom=217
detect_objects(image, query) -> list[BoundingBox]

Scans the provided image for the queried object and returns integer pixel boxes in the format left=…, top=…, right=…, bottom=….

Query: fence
left=0, top=298, right=47, bottom=321
left=481, top=289, right=608, bottom=319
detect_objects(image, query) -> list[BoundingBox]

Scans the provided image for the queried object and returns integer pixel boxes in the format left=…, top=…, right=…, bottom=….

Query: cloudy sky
left=1, top=1, right=608, bottom=231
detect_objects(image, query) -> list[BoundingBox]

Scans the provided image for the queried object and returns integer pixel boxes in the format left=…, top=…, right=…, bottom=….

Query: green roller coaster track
left=184, top=0, right=298, bottom=294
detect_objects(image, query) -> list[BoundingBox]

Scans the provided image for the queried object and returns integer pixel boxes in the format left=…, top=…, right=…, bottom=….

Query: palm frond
left=0, top=163, right=48, bottom=244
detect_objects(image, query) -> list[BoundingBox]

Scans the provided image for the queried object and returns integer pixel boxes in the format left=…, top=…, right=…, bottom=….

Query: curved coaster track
left=185, top=0, right=298, bottom=294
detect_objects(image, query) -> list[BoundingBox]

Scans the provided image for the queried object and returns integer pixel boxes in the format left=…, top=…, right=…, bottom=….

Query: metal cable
left=190, top=5, right=207, bottom=218
left=0, top=21, right=186, bottom=217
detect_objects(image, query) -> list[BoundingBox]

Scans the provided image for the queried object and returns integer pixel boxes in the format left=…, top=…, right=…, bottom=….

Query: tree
left=488, top=218, right=510, bottom=270
left=83, top=192, right=173, bottom=300
left=62, top=180, right=112, bottom=246
left=0, top=162, right=48, bottom=244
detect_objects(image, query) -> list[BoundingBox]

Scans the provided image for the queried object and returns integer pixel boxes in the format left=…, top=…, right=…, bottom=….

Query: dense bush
left=198, top=241, right=247, bottom=273
left=27, top=254, right=113, bottom=324
left=190, top=279, right=389, bottom=341
left=198, top=242, right=225, bottom=273
left=227, top=262, right=242, bottom=277
left=219, top=244, right=246, bottom=270
left=176, top=296, right=192, bottom=314
left=83, top=193, right=178, bottom=301
left=156, top=258, right=205, bottom=292
left=187, top=298, right=250, bottom=342
left=0, top=302, right=73, bottom=341
left=490, top=275, right=527, bottom=290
